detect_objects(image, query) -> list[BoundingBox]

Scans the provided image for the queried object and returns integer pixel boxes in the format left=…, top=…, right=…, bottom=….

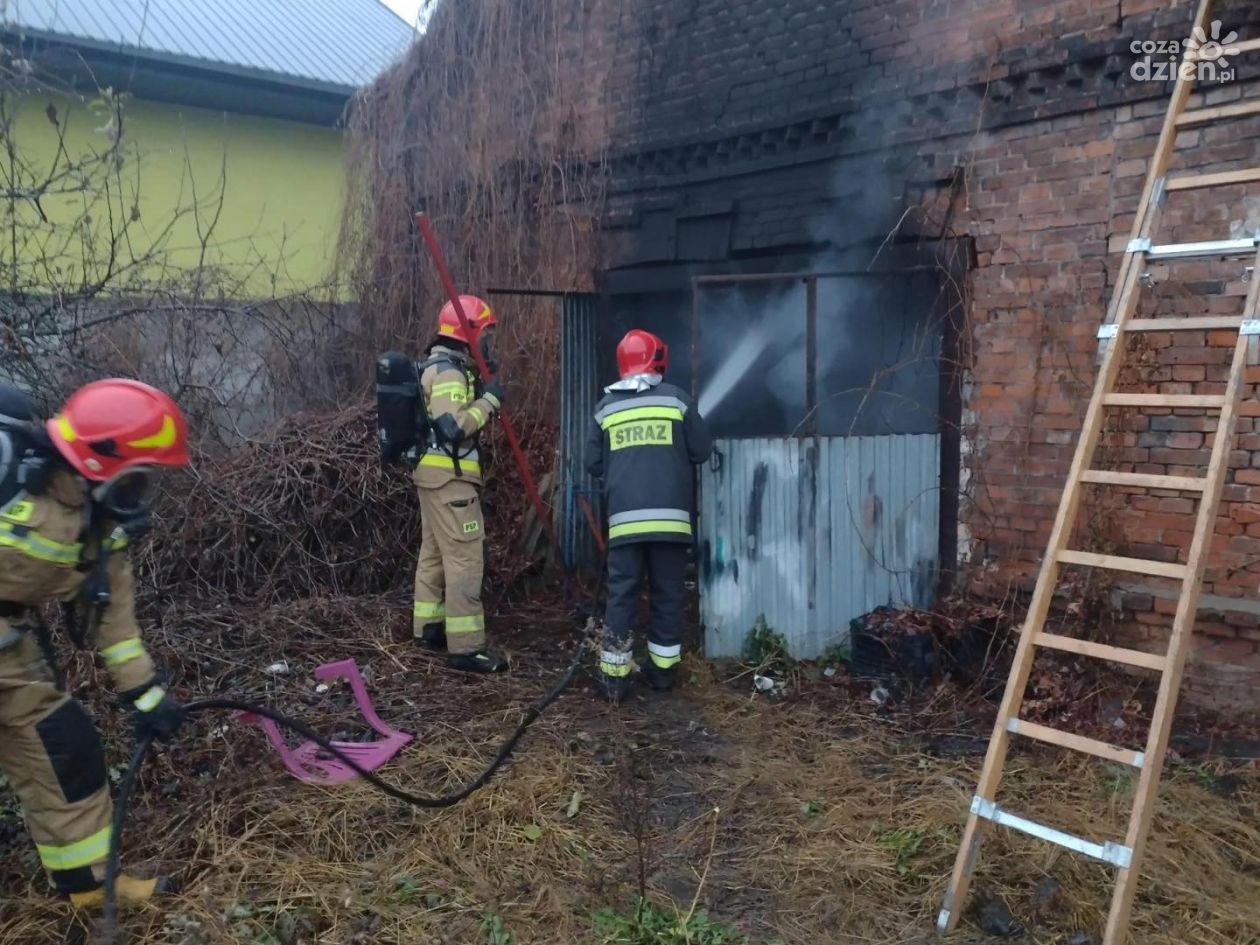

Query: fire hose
left=101, top=214, right=611, bottom=940
left=102, top=624, right=596, bottom=943
left=413, top=212, right=562, bottom=555
left=413, top=211, right=606, bottom=595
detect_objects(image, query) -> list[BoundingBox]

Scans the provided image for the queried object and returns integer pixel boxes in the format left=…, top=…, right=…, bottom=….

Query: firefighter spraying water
left=696, top=326, right=769, bottom=419
left=586, top=329, right=713, bottom=703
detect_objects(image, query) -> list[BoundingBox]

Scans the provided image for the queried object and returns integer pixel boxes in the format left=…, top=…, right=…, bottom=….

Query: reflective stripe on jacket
left=0, top=470, right=156, bottom=691
left=413, top=344, right=496, bottom=489
left=586, top=382, right=712, bottom=547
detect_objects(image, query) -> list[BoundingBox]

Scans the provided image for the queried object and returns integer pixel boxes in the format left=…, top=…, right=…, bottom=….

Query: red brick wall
left=950, top=24, right=1260, bottom=705
left=585, top=0, right=1260, bottom=703
left=962, top=89, right=1260, bottom=705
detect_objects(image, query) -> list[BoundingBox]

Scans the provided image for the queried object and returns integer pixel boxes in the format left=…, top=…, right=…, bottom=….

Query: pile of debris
left=138, top=402, right=555, bottom=607
left=847, top=603, right=1011, bottom=696
left=842, top=602, right=1182, bottom=745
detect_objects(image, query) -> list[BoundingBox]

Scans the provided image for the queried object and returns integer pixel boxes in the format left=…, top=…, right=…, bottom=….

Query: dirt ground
left=1, top=595, right=1258, bottom=945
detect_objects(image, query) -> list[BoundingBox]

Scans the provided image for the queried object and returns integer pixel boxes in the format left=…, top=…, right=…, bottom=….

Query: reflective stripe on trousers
left=648, top=641, right=682, bottom=668
left=37, top=825, right=112, bottom=871
left=413, top=600, right=445, bottom=620
left=607, top=507, right=692, bottom=542
left=446, top=614, right=485, bottom=634
left=599, top=648, right=632, bottom=678
left=100, top=636, right=146, bottom=668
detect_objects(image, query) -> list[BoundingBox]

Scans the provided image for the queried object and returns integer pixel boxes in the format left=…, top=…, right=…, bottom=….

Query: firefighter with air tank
left=0, top=379, right=189, bottom=907
left=377, top=295, right=509, bottom=674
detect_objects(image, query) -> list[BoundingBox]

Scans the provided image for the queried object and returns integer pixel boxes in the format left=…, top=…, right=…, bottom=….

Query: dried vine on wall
left=337, top=0, right=609, bottom=435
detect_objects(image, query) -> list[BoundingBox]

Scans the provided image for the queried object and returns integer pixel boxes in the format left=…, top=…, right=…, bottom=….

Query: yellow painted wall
left=8, top=92, right=344, bottom=298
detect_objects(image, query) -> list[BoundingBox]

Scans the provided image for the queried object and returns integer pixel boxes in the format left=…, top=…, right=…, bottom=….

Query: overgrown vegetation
left=337, top=0, right=608, bottom=434
left=0, top=33, right=569, bottom=611
left=741, top=615, right=794, bottom=677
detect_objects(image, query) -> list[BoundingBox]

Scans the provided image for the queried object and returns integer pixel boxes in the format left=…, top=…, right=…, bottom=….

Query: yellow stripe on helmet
left=127, top=414, right=176, bottom=449
left=55, top=415, right=77, bottom=442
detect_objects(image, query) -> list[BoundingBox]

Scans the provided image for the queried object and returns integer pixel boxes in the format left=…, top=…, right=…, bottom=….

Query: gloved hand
left=481, top=377, right=505, bottom=410
left=123, top=679, right=186, bottom=742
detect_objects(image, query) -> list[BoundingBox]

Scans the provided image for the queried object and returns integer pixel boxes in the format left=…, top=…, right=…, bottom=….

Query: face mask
left=479, top=334, right=498, bottom=375
left=91, top=466, right=158, bottom=535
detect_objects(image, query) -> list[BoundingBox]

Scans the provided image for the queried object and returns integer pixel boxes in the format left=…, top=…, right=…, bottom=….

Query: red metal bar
left=414, top=212, right=559, bottom=554
left=576, top=494, right=606, bottom=556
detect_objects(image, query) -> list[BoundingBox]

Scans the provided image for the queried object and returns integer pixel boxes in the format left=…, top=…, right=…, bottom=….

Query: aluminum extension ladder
left=938, top=2, right=1260, bottom=942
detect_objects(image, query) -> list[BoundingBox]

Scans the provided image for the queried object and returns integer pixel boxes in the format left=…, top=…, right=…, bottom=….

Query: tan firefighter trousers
left=412, top=479, right=487, bottom=654
left=0, top=629, right=113, bottom=893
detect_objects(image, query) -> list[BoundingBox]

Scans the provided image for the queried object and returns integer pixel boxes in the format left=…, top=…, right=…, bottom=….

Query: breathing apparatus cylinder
left=375, top=352, right=429, bottom=466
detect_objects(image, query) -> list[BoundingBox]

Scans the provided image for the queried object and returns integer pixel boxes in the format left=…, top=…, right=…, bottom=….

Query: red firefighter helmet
left=437, top=295, right=497, bottom=345
left=616, top=329, right=668, bottom=379
left=47, top=379, right=190, bottom=482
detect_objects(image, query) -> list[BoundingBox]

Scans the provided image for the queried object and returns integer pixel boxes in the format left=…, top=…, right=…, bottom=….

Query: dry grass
left=1, top=645, right=1256, bottom=945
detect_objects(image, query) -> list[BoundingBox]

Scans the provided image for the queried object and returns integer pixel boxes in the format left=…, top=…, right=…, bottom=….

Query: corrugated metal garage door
left=698, top=434, right=940, bottom=658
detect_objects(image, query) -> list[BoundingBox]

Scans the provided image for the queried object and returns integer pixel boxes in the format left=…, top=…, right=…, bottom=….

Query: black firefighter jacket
left=586, top=382, right=713, bottom=547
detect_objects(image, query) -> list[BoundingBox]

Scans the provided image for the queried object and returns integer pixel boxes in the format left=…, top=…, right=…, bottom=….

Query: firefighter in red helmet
left=0, top=379, right=188, bottom=907
left=586, top=330, right=712, bottom=702
left=411, top=295, right=509, bottom=673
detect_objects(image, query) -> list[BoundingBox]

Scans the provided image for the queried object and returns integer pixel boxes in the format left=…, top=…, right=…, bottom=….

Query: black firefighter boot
left=644, top=662, right=678, bottom=692
left=596, top=670, right=632, bottom=704
left=418, top=622, right=447, bottom=651
left=447, top=651, right=509, bottom=674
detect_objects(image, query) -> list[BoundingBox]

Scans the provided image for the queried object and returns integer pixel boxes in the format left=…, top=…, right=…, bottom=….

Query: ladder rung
left=1188, top=38, right=1260, bottom=58
left=1103, top=393, right=1226, bottom=408
left=1057, top=549, right=1187, bottom=579
left=1166, top=168, right=1260, bottom=191
left=1185, top=38, right=1260, bottom=59
left=1177, top=99, right=1260, bottom=128
left=1142, top=237, right=1259, bottom=260
left=1033, top=632, right=1168, bottom=671
left=969, top=796, right=1133, bottom=867
left=1007, top=718, right=1146, bottom=768
left=1122, top=316, right=1245, bottom=332
left=1079, top=470, right=1206, bottom=491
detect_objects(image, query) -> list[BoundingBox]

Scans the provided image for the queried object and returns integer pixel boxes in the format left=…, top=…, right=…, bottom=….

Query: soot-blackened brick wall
left=590, top=0, right=1260, bottom=704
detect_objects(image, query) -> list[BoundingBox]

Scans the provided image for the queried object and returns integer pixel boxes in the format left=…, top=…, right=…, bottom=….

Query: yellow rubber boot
left=68, top=873, right=172, bottom=909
